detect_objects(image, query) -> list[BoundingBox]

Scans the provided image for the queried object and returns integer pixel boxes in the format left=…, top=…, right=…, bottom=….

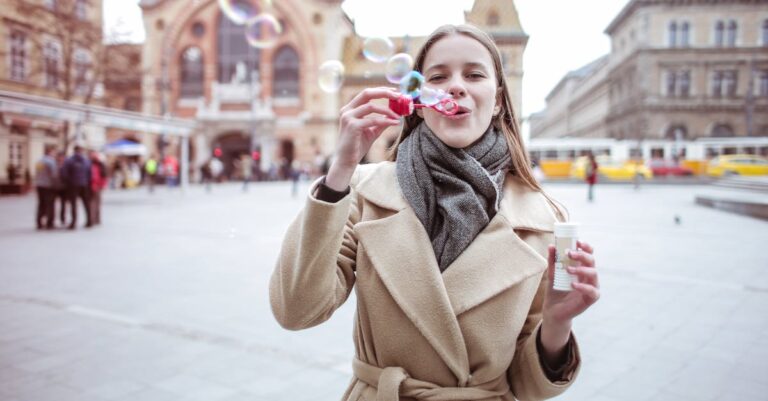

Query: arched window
left=727, top=20, right=737, bottom=47
left=180, top=46, right=204, bottom=98
left=680, top=22, right=690, bottom=46
left=273, top=46, right=299, bottom=99
left=714, top=20, right=724, bottom=46
left=665, top=125, right=688, bottom=140
left=218, top=8, right=259, bottom=83
left=711, top=124, right=735, bottom=137
left=668, top=21, right=677, bottom=47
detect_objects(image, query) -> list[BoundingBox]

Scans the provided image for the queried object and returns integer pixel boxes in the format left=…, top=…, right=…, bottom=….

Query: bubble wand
left=389, top=95, right=459, bottom=117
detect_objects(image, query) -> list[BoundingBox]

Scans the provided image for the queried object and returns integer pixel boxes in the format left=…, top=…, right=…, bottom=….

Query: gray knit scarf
left=396, top=121, right=512, bottom=272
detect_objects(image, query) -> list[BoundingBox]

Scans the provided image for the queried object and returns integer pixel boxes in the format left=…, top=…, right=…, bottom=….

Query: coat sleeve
left=507, top=231, right=581, bottom=400
left=269, top=173, right=361, bottom=331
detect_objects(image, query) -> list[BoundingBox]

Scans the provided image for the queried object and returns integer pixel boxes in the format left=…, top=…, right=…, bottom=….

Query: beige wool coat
left=270, top=161, right=581, bottom=401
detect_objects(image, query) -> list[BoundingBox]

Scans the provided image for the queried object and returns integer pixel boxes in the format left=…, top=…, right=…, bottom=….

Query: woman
left=270, top=24, right=599, bottom=401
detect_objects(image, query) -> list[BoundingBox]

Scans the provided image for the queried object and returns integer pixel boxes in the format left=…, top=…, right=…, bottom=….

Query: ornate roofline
left=605, top=0, right=768, bottom=35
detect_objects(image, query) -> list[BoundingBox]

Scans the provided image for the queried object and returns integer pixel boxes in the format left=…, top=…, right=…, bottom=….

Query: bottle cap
left=554, top=222, right=579, bottom=238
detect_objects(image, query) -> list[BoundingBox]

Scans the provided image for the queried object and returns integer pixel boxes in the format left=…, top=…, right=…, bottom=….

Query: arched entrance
left=213, top=132, right=250, bottom=179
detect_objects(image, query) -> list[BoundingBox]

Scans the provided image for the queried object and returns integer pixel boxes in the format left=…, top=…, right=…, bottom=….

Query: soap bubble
left=418, top=86, right=445, bottom=106
left=244, top=13, right=282, bottom=49
left=318, top=60, right=345, bottom=93
left=363, top=37, right=394, bottom=63
left=385, top=53, right=413, bottom=84
left=435, top=97, right=459, bottom=114
left=218, top=0, right=256, bottom=25
left=399, top=71, right=424, bottom=98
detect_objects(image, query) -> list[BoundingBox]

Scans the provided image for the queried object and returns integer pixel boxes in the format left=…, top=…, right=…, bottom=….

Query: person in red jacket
left=89, top=150, right=108, bottom=225
left=585, top=151, right=598, bottom=202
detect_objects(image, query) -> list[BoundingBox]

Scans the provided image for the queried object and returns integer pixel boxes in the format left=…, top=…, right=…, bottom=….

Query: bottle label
left=553, top=237, right=577, bottom=291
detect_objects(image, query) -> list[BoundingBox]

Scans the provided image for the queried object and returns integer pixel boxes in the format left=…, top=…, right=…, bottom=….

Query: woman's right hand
left=325, top=88, right=401, bottom=191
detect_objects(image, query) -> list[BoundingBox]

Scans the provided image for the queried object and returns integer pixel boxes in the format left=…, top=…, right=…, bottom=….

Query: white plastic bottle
left=553, top=222, right=579, bottom=291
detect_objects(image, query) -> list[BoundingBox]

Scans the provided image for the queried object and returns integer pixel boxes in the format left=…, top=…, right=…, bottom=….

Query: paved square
left=1, top=180, right=766, bottom=400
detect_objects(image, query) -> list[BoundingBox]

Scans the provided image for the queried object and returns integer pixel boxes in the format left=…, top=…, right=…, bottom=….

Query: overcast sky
left=103, top=0, right=631, bottom=116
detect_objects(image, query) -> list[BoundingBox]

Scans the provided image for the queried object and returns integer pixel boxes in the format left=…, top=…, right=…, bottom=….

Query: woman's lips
left=444, top=110, right=470, bottom=120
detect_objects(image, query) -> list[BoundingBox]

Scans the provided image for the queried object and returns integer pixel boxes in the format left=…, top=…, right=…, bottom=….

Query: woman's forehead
left=423, top=34, right=494, bottom=71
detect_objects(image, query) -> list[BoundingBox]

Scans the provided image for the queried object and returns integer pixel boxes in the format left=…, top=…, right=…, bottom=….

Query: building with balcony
left=531, top=0, right=768, bottom=160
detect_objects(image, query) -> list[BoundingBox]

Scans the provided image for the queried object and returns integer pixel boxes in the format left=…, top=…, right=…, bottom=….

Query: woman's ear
left=493, top=88, right=503, bottom=116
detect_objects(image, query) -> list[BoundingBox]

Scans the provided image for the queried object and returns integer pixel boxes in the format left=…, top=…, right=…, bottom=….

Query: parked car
left=571, top=155, right=653, bottom=181
left=706, top=154, right=768, bottom=177
left=647, top=158, right=694, bottom=177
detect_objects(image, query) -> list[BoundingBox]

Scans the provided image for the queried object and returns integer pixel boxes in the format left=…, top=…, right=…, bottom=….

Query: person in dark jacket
left=62, top=145, right=92, bottom=229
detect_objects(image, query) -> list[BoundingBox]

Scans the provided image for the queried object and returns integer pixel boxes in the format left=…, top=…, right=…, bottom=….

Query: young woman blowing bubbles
left=270, top=24, right=600, bottom=401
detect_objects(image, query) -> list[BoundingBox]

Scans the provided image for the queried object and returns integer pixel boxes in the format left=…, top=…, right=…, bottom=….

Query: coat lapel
left=442, top=176, right=557, bottom=316
left=352, top=162, right=559, bottom=381
left=354, top=163, right=469, bottom=382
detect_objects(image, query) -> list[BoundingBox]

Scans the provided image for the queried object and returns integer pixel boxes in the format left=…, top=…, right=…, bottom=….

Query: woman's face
left=420, top=34, right=500, bottom=149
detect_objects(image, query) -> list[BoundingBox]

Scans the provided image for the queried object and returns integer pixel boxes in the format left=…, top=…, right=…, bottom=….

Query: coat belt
left=352, top=359, right=509, bottom=401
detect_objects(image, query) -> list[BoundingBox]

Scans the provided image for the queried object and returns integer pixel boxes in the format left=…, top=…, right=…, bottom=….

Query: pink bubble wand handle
left=388, top=95, right=459, bottom=116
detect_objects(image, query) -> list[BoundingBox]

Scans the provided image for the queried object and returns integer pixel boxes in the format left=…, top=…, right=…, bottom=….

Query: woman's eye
left=428, top=75, right=445, bottom=82
left=467, top=72, right=485, bottom=79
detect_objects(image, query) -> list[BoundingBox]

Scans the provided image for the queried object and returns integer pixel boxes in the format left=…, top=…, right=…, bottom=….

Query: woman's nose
left=447, top=79, right=467, bottom=98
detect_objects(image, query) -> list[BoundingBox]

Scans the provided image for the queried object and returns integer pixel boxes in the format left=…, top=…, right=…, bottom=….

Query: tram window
left=651, top=148, right=664, bottom=158
left=629, top=148, right=642, bottom=158
left=530, top=151, right=541, bottom=161
left=743, top=146, right=756, bottom=155
left=579, top=150, right=590, bottom=156
left=761, top=147, right=768, bottom=157
left=706, top=148, right=720, bottom=158
left=545, top=150, right=558, bottom=159
left=723, top=147, right=738, bottom=155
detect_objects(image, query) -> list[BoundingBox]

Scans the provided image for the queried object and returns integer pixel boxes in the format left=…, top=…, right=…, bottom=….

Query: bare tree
left=5, top=0, right=136, bottom=149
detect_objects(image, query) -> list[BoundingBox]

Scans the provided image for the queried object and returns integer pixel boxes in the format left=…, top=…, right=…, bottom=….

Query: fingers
left=345, top=103, right=400, bottom=121
left=568, top=249, right=594, bottom=268
left=576, top=240, right=594, bottom=255
left=342, top=87, right=401, bottom=112
left=354, top=117, right=401, bottom=133
left=567, top=265, right=599, bottom=288
left=572, top=282, right=600, bottom=304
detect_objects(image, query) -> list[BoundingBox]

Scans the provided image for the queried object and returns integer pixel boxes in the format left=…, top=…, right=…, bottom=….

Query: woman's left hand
left=543, top=240, right=600, bottom=325
left=538, top=240, right=599, bottom=363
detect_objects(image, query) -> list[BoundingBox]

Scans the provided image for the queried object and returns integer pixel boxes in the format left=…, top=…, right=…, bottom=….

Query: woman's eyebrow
left=424, top=62, right=490, bottom=74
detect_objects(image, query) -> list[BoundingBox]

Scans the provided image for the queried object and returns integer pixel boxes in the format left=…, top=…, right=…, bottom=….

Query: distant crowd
left=32, top=146, right=333, bottom=229
left=34, top=145, right=107, bottom=230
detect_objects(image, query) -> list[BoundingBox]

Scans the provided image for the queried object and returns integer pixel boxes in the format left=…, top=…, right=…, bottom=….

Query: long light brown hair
left=385, top=24, right=542, bottom=192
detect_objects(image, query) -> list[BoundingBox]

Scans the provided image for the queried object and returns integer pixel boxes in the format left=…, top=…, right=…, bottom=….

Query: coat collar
left=354, top=161, right=558, bottom=231
left=352, top=162, right=557, bottom=383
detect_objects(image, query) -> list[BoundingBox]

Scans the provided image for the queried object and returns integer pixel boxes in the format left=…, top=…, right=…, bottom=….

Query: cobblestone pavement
left=1, top=180, right=766, bottom=401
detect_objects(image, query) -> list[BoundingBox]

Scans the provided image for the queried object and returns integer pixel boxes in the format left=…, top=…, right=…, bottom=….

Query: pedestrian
left=54, top=151, right=68, bottom=225
left=200, top=159, right=213, bottom=193
left=144, top=155, right=158, bottom=193
left=162, top=154, right=179, bottom=187
left=238, top=153, right=253, bottom=192
left=209, top=155, right=223, bottom=183
left=585, top=151, right=598, bottom=202
left=61, top=145, right=92, bottom=229
left=89, top=150, right=108, bottom=225
left=34, top=147, right=58, bottom=229
left=270, top=24, right=599, bottom=401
